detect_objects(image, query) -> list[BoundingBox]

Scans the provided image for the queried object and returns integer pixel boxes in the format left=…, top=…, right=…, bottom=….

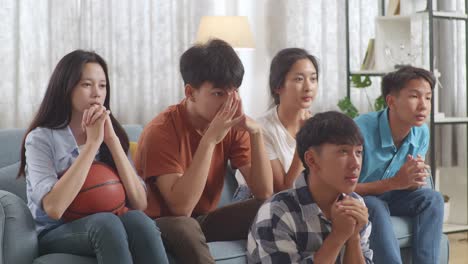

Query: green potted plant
left=339, top=74, right=385, bottom=118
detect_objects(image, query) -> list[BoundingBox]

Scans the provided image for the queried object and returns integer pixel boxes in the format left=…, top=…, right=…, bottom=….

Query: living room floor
left=449, top=232, right=468, bottom=263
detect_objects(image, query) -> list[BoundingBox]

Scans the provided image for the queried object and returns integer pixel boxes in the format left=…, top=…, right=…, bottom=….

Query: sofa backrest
left=123, top=124, right=143, bottom=142
left=0, top=128, right=27, bottom=201
left=0, top=125, right=144, bottom=203
left=0, top=125, right=239, bottom=208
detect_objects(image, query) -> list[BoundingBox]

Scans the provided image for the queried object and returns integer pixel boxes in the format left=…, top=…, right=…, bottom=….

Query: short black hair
left=296, top=111, right=364, bottom=172
left=381, top=66, right=435, bottom=98
left=269, top=48, right=319, bottom=105
left=180, top=39, right=244, bottom=89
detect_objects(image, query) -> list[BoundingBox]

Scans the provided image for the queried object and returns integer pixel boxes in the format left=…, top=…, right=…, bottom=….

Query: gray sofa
left=0, top=125, right=449, bottom=264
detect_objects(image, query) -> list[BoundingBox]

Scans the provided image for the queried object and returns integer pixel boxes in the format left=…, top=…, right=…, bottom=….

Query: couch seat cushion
left=209, top=240, right=247, bottom=262
left=33, top=253, right=97, bottom=264
left=391, top=216, right=412, bottom=247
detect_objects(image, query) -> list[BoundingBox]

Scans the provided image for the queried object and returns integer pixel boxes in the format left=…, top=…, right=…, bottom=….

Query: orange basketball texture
left=63, top=162, right=128, bottom=222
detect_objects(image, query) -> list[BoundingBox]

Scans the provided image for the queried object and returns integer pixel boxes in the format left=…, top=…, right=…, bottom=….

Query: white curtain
left=434, top=0, right=467, bottom=167
left=0, top=0, right=381, bottom=128
left=237, top=0, right=380, bottom=117
left=0, top=0, right=216, bottom=127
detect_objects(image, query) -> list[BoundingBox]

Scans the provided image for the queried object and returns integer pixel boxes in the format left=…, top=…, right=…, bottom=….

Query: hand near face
left=235, top=115, right=262, bottom=135
left=103, top=114, right=118, bottom=145
left=204, top=92, right=244, bottom=144
left=82, top=104, right=109, bottom=145
left=231, top=92, right=262, bottom=135
left=330, top=195, right=357, bottom=242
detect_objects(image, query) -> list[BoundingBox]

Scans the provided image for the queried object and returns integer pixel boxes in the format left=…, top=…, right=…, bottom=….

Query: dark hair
left=18, top=50, right=129, bottom=177
left=381, top=66, right=436, bottom=98
left=296, top=111, right=363, bottom=172
left=269, top=48, right=319, bottom=105
left=180, top=39, right=244, bottom=89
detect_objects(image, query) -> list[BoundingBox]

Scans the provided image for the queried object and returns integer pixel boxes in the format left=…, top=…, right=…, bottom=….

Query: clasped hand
left=392, top=154, right=429, bottom=190
left=331, top=194, right=369, bottom=242
left=81, top=104, right=116, bottom=145
left=205, top=92, right=261, bottom=144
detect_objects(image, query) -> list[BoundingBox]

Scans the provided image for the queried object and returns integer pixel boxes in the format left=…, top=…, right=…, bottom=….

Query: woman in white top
left=234, top=48, right=319, bottom=200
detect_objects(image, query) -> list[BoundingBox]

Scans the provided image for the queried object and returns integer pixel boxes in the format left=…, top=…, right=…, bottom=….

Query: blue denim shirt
left=354, top=108, right=429, bottom=183
left=25, top=126, right=143, bottom=234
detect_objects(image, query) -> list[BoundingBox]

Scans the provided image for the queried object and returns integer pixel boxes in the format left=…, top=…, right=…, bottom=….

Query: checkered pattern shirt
left=247, top=173, right=373, bottom=264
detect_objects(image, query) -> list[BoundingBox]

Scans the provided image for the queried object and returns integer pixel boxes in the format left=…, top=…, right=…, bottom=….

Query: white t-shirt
left=236, top=106, right=296, bottom=185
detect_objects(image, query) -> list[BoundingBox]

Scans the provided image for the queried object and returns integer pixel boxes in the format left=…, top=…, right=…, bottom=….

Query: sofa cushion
left=168, top=240, right=247, bottom=264
left=391, top=216, right=412, bottom=247
left=0, top=162, right=26, bottom=201
left=33, top=253, right=97, bottom=264
left=0, top=128, right=25, bottom=168
left=0, top=128, right=27, bottom=202
left=209, top=240, right=247, bottom=262
left=129, top=142, right=138, bottom=160
left=122, top=124, right=143, bottom=142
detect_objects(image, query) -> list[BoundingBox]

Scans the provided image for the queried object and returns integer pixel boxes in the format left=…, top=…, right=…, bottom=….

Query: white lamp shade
left=196, top=16, right=255, bottom=49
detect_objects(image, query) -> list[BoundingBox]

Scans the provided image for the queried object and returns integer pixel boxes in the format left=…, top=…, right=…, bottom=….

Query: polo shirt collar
left=379, top=108, right=419, bottom=149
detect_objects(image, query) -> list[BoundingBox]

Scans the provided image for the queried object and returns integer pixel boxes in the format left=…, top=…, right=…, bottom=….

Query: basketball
left=63, top=162, right=128, bottom=222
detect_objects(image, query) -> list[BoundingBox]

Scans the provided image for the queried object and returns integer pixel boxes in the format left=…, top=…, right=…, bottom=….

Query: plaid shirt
left=247, top=173, right=373, bottom=264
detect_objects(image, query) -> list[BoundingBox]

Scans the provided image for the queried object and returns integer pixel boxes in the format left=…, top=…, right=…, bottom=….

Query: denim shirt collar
left=51, top=126, right=80, bottom=160
left=378, top=108, right=419, bottom=149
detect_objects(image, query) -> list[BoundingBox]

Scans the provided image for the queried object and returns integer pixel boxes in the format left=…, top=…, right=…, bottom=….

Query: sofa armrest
left=0, top=190, right=38, bottom=264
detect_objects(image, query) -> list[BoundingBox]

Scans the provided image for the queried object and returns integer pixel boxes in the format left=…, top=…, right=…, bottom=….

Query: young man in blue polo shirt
left=248, top=111, right=373, bottom=263
left=354, top=66, right=444, bottom=264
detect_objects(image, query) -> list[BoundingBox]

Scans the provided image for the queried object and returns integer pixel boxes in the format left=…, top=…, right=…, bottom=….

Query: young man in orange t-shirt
left=134, top=39, right=273, bottom=263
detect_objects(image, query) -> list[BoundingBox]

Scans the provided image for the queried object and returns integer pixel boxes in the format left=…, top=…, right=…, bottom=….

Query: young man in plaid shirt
left=247, top=111, right=373, bottom=263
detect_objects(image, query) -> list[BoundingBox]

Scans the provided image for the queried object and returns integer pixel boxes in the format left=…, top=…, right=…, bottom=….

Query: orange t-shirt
left=134, top=99, right=251, bottom=218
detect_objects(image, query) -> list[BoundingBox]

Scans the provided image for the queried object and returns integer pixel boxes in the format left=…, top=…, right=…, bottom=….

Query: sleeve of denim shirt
left=25, top=129, right=59, bottom=209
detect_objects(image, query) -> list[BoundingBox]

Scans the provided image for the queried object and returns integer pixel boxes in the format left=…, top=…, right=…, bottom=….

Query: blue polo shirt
left=354, top=108, right=429, bottom=183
